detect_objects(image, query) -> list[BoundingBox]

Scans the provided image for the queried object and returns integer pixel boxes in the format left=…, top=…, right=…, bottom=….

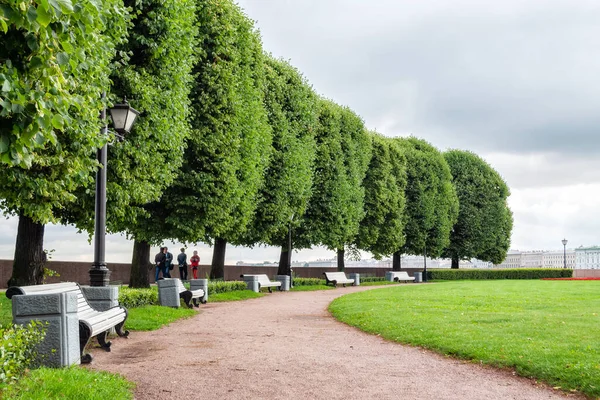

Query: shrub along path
left=89, top=285, right=579, bottom=400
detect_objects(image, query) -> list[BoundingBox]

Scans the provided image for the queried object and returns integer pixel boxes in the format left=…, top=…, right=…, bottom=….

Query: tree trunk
left=392, top=251, right=401, bottom=271
left=210, top=238, right=226, bottom=279
left=9, top=214, right=46, bottom=287
left=277, top=246, right=290, bottom=276
left=451, top=255, right=460, bottom=269
left=130, top=239, right=151, bottom=288
left=337, top=248, right=345, bottom=271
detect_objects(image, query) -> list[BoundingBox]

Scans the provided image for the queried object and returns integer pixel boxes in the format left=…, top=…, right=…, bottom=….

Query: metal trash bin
left=414, top=272, right=423, bottom=283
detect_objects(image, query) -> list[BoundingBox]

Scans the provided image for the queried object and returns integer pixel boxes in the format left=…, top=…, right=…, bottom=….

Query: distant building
left=493, top=249, right=575, bottom=269
left=575, top=246, right=600, bottom=269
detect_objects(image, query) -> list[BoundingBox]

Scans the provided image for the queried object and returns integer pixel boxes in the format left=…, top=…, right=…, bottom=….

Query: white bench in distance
left=6, top=282, right=129, bottom=364
left=387, top=271, right=416, bottom=283
left=240, top=274, right=282, bottom=293
left=158, top=278, right=206, bottom=308
left=323, top=272, right=355, bottom=288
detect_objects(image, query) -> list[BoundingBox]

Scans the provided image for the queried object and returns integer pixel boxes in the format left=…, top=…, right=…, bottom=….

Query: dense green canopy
left=442, top=150, right=513, bottom=267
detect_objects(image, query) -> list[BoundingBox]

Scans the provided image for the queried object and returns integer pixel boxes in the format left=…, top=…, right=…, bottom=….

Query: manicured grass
left=126, top=305, right=198, bottom=331
left=290, top=284, right=334, bottom=291
left=360, top=281, right=398, bottom=286
left=210, top=290, right=264, bottom=302
left=0, top=366, right=134, bottom=399
left=0, top=295, right=11, bottom=326
left=329, top=280, right=600, bottom=398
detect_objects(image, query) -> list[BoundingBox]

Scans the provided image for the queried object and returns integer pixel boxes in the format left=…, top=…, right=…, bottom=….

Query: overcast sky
left=2, top=0, right=599, bottom=263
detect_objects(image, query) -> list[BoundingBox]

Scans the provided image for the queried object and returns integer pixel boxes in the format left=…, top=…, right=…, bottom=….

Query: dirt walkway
left=90, top=285, right=579, bottom=400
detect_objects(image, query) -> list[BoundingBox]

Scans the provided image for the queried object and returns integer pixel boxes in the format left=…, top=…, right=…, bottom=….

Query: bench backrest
left=175, top=279, right=187, bottom=293
left=6, top=282, right=95, bottom=316
left=324, top=272, right=350, bottom=281
left=394, top=271, right=412, bottom=279
left=241, top=274, right=273, bottom=285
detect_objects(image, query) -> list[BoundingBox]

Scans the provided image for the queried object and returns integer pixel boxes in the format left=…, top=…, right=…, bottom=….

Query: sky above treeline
left=1, top=0, right=599, bottom=263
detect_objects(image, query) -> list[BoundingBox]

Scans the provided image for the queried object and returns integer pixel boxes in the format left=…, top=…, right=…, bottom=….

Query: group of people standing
left=154, top=247, right=201, bottom=281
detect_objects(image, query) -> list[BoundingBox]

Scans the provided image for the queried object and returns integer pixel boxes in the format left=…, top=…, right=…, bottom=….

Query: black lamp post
left=288, top=213, right=294, bottom=288
left=89, top=96, right=139, bottom=286
left=562, top=238, right=568, bottom=269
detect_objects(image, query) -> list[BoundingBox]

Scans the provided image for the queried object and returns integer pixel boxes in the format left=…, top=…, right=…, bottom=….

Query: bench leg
left=200, top=297, right=207, bottom=304
left=97, top=331, right=112, bottom=352
left=268, top=287, right=272, bottom=293
left=180, top=291, right=193, bottom=308
left=115, top=308, right=130, bottom=338
left=332, top=280, right=337, bottom=288
left=343, top=283, right=346, bottom=288
left=192, top=297, right=200, bottom=307
left=79, top=323, right=93, bottom=364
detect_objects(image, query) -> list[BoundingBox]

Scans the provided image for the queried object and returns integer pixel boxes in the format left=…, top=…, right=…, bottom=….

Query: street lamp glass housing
left=562, top=238, right=568, bottom=246
left=109, top=102, right=140, bottom=135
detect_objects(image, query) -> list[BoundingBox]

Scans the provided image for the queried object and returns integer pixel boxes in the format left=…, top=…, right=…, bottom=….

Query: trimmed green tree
left=355, top=133, right=407, bottom=259
left=442, top=150, right=513, bottom=268
left=296, top=100, right=371, bottom=271
left=393, top=137, right=458, bottom=270
left=242, top=55, right=318, bottom=276
left=0, top=0, right=127, bottom=285
left=163, top=0, right=271, bottom=279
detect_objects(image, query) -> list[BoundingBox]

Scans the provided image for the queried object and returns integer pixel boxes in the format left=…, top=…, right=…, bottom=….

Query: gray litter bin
left=414, top=272, right=423, bottom=283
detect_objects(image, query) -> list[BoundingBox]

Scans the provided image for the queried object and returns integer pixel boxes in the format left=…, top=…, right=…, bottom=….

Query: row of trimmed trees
left=0, top=0, right=513, bottom=288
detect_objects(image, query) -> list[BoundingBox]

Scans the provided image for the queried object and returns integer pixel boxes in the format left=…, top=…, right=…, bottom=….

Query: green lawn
left=210, top=290, right=264, bottom=302
left=329, top=280, right=600, bottom=398
left=126, top=305, right=198, bottom=331
left=0, top=366, right=134, bottom=399
left=290, top=284, right=334, bottom=291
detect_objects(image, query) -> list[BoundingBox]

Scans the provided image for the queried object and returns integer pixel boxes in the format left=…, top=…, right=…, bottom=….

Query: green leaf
left=56, top=0, right=73, bottom=13
left=0, top=19, right=7, bottom=34
left=51, top=114, right=64, bottom=129
left=0, top=135, right=9, bottom=153
left=1, top=79, right=10, bottom=92
left=26, top=6, right=38, bottom=24
left=29, top=56, right=43, bottom=69
left=36, top=5, right=52, bottom=27
left=56, top=52, right=69, bottom=66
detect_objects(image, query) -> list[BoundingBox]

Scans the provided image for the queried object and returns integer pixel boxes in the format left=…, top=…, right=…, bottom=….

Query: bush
left=0, top=321, right=46, bottom=385
left=293, top=278, right=326, bottom=286
left=360, top=276, right=387, bottom=283
left=208, top=281, right=247, bottom=294
left=118, top=288, right=158, bottom=308
left=427, top=268, right=573, bottom=281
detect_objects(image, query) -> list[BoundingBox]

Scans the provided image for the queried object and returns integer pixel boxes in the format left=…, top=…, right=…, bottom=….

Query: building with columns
left=574, top=246, right=600, bottom=269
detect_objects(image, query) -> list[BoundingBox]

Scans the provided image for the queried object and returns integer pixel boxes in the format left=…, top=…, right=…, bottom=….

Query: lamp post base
left=89, top=265, right=111, bottom=287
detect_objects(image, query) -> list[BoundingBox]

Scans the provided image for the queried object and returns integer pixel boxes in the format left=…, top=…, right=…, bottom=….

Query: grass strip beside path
left=329, top=280, right=600, bottom=398
left=0, top=366, right=134, bottom=399
left=290, top=285, right=334, bottom=292
left=126, top=305, right=197, bottom=331
left=210, top=290, right=264, bottom=302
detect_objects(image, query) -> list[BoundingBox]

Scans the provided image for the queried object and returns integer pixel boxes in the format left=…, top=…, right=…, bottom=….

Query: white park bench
left=240, top=274, right=282, bottom=293
left=158, top=278, right=206, bottom=308
left=6, top=282, right=129, bottom=365
left=323, top=271, right=355, bottom=287
left=386, top=271, right=416, bottom=283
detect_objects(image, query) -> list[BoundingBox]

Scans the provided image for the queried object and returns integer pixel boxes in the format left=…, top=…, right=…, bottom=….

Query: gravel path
left=89, top=285, right=580, bottom=400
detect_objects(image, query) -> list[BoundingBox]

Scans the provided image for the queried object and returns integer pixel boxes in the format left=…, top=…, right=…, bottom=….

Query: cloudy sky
left=2, top=0, right=599, bottom=263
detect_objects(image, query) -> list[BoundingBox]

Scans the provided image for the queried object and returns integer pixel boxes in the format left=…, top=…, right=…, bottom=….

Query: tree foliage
left=396, top=137, right=458, bottom=259
left=296, top=100, right=371, bottom=261
left=162, top=0, right=271, bottom=278
left=0, top=0, right=128, bottom=222
left=442, top=150, right=513, bottom=267
left=355, top=133, right=406, bottom=258
left=247, top=55, right=318, bottom=249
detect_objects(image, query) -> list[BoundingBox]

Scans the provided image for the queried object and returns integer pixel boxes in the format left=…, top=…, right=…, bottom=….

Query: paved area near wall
left=89, top=285, right=579, bottom=400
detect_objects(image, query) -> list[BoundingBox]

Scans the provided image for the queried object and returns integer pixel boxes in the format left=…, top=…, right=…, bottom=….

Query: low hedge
left=360, top=276, right=386, bottom=283
left=208, top=281, right=247, bottom=294
left=0, top=321, right=46, bottom=385
left=427, top=268, right=573, bottom=281
left=119, top=287, right=158, bottom=308
left=292, top=277, right=326, bottom=286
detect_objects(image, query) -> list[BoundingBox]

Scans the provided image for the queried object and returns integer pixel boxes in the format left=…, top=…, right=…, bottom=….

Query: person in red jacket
left=189, top=250, right=200, bottom=279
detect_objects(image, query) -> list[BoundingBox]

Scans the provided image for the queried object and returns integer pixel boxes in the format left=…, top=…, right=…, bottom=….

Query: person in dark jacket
left=177, top=248, right=188, bottom=281
left=154, top=247, right=166, bottom=282
left=164, top=247, right=173, bottom=278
